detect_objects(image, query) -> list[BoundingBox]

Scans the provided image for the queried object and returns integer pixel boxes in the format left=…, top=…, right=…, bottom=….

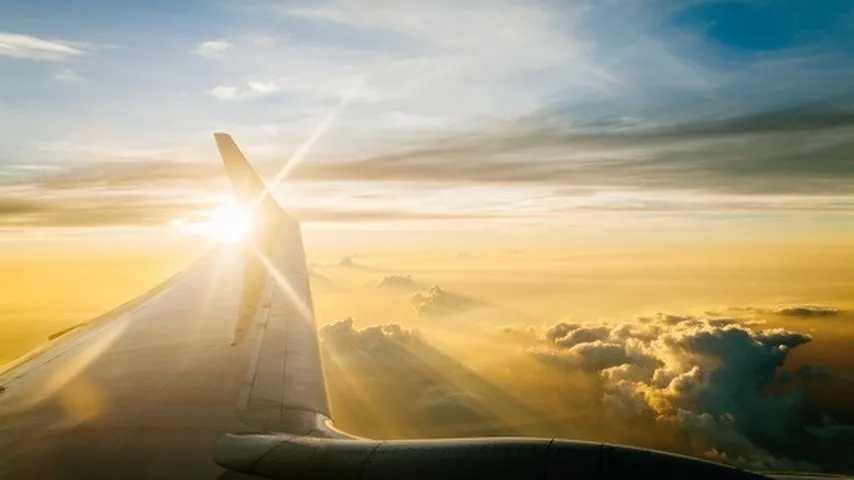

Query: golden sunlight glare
left=175, top=202, right=254, bottom=243
left=203, top=203, right=253, bottom=243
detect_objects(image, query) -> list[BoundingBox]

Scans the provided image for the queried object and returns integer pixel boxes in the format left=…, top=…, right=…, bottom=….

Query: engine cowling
left=216, top=434, right=769, bottom=479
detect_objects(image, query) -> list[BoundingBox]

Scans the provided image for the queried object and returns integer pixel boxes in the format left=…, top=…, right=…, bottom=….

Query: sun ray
left=250, top=245, right=312, bottom=321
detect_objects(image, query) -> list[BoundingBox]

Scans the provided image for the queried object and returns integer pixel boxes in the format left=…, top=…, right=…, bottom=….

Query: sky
left=1, top=0, right=854, bottom=243
left=2, top=0, right=854, bottom=473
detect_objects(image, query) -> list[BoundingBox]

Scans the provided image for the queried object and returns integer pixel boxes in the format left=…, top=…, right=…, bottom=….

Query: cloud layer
left=318, top=307, right=853, bottom=473
left=288, top=107, right=854, bottom=195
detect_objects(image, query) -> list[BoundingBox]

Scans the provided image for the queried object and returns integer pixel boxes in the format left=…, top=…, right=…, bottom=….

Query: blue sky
left=674, top=0, right=853, bottom=51
left=1, top=0, right=853, bottom=237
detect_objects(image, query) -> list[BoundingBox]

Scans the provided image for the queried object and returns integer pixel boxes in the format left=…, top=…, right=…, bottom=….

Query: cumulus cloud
left=410, top=285, right=480, bottom=316
left=545, top=323, right=611, bottom=347
left=377, top=274, right=421, bottom=292
left=320, top=317, right=414, bottom=355
left=532, top=316, right=817, bottom=469
left=316, top=311, right=850, bottom=469
left=773, top=305, right=841, bottom=317
left=0, top=32, right=84, bottom=60
left=535, top=340, right=633, bottom=371
left=192, top=39, right=232, bottom=58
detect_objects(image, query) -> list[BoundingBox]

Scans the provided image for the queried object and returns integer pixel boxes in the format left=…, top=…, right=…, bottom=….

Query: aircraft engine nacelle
left=215, top=433, right=769, bottom=479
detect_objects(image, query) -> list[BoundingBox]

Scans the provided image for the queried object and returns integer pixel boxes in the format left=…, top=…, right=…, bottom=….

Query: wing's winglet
left=212, top=132, right=333, bottom=433
left=214, top=132, right=268, bottom=203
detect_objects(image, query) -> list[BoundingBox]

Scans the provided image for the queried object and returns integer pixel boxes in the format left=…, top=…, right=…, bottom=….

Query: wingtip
left=213, top=132, right=270, bottom=203
left=213, top=132, right=233, bottom=149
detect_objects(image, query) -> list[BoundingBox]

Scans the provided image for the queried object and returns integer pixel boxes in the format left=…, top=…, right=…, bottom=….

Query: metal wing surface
left=0, top=133, right=335, bottom=479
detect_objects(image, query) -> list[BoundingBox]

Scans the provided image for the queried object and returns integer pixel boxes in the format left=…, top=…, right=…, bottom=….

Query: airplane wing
left=0, top=133, right=344, bottom=479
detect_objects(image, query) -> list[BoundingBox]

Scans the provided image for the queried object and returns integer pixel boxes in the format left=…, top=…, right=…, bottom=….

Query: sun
left=175, top=202, right=253, bottom=243
left=204, top=202, right=254, bottom=243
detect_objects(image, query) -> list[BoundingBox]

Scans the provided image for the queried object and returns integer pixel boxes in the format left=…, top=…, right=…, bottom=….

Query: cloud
left=54, top=68, right=83, bottom=82
left=535, top=340, right=633, bottom=371
left=320, top=318, right=414, bottom=355
left=410, top=285, right=480, bottom=316
left=319, top=319, right=489, bottom=431
left=0, top=193, right=494, bottom=229
left=247, top=81, right=279, bottom=94
left=806, top=423, right=854, bottom=441
left=320, top=318, right=538, bottom=437
left=795, top=365, right=833, bottom=382
left=545, top=323, right=611, bottom=348
left=377, top=274, right=421, bottom=292
left=3, top=159, right=222, bottom=190
left=0, top=156, right=508, bottom=229
left=208, top=85, right=238, bottom=100
left=0, top=32, right=84, bottom=60
left=0, top=198, right=46, bottom=216
left=532, top=315, right=818, bottom=469
left=773, top=305, right=841, bottom=317
left=192, top=39, right=232, bottom=58
left=0, top=195, right=214, bottom=228
left=207, top=81, right=281, bottom=100
left=314, top=301, right=853, bottom=470
left=285, top=106, right=854, bottom=195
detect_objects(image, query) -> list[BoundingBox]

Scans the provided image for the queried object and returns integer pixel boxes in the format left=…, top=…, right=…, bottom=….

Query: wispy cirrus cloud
left=288, top=106, right=854, bottom=195
left=0, top=32, right=85, bottom=61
